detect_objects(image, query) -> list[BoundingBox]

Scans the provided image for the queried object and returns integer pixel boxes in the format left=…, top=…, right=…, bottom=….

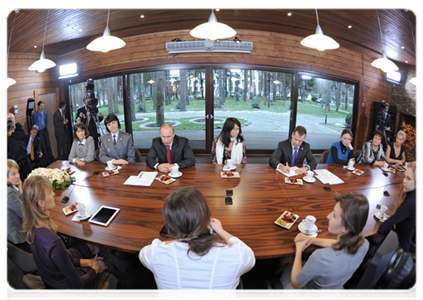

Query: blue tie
left=292, top=147, right=298, bottom=164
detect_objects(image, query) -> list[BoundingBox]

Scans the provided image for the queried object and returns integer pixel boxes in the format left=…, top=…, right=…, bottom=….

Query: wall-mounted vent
left=166, top=40, right=253, bottom=54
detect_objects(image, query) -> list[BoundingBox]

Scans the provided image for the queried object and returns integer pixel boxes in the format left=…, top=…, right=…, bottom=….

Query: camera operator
left=76, top=80, right=104, bottom=150
left=7, top=113, right=32, bottom=180
left=375, top=101, right=391, bottom=150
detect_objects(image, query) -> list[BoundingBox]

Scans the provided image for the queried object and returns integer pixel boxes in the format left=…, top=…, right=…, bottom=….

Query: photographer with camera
left=76, top=79, right=104, bottom=150
left=375, top=101, right=391, bottom=150
left=7, top=113, right=32, bottom=180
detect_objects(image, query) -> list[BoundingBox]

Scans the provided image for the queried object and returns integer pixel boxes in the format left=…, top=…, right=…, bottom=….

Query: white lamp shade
left=190, top=10, right=236, bottom=40
left=28, top=50, right=56, bottom=72
left=409, top=77, right=416, bottom=86
left=300, top=25, right=339, bottom=51
left=371, top=51, right=399, bottom=73
left=86, top=26, right=126, bottom=52
left=7, top=77, right=17, bottom=88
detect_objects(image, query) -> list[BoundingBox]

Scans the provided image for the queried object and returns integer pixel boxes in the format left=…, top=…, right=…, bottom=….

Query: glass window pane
left=213, top=69, right=293, bottom=150
left=296, top=75, right=355, bottom=150
left=128, top=69, right=206, bottom=150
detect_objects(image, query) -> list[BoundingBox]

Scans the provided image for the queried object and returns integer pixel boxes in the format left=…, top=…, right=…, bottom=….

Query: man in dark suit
left=25, top=125, right=47, bottom=167
left=376, top=102, right=391, bottom=150
left=76, top=94, right=104, bottom=150
left=53, top=101, right=69, bottom=159
left=146, top=124, right=196, bottom=173
left=269, top=125, right=317, bottom=174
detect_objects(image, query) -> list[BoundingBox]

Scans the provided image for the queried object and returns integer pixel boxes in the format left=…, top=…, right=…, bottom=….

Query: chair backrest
left=134, top=148, right=142, bottom=162
left=320, top=150, right=330, bottom=163
left=354, top=150, right=362, bottom=161
left=7, top=241, right=37, bottom=273
left=23, top=272, right=118, bottom=300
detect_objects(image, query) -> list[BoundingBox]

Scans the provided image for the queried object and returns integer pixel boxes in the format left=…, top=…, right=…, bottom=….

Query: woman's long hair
left=7, top=159, right=19, bottom=187
left=22, top=175, right=58, bottom=244
left=163, top=187, right=226, bottom=258
left=217, top=118, right=244, bottom=148
left=332, top=192, right=369, bottom=255
left=398, top=161, right=416, bottom=207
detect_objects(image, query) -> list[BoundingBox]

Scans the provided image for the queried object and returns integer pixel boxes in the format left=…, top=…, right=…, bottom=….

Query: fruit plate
left=274, top=211, right=300, bottom=229
left=63, top=202, right=79, bottom=215
left=155, top=174, right=176, bottom=185
left=284, top=177, right=303, bottom=185
left=352, top=169, right=364, bottom=176
left=102, top=169, right=120, bottom=177
left=220, top=172, right=240, bottom=178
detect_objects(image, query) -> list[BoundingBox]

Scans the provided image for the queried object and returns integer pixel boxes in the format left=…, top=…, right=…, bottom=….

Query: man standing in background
left=33, top=100, right=55, bottom=164
left=53, top=102, right=69, bottom=160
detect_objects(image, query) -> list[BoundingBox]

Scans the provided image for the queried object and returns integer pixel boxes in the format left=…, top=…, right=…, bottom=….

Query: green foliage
left=345, top=112, right=352, bottom=128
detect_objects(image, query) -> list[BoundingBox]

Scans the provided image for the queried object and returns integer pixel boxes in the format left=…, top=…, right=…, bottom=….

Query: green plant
left=345, top=112, right=352, bottom=128
left=251, top=103, right=260, bottom=109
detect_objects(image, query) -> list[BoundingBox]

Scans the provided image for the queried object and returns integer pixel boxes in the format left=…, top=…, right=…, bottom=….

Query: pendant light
left=300, top=9, right=339, bottom=51
left=7, top=9, right=19, bottom=88
left=28, top=10, right=56, bottom=73
left=371, top=10, right=399, bottom=73
left=86, top=9, right=126, bottom=52
left=407, top=13, right=422, bottom=90
left=190, top=9, right=236, bottom=41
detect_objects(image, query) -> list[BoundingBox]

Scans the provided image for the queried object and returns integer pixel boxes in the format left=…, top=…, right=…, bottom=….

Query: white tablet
left=88, top=206, right=120, bottom=226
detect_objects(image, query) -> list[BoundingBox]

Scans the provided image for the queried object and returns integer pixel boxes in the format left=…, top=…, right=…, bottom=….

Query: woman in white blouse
left=139, top=187, right=255, bottom=289
left=68, top=123, right=95, bottom=166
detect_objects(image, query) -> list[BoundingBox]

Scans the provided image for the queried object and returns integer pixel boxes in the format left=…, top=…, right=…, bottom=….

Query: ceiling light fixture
left=371, top=10, right=399, bottom=73
left=407, top=12, right=422, bottom=90
left=190, top=9, right=236, bottom=41
left=28, top=9, right=56, bottom=73
left=300, top=9, right=339, bottom=51
left=86, top=9, right=126, bottom=53
left=7, top=9, right=19, bottom=88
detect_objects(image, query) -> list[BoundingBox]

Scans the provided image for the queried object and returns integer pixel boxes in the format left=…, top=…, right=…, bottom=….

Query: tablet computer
left=88, top=206, right=120, bottom=226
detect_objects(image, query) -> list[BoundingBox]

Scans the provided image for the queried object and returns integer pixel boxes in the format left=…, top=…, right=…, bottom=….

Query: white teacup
left=383, top=162, right=389, bottom=170
left=170, top=165, right=179, bottom=175
left=77, top=203, right=86, bottom=217
left=404, top=162, right=408, bottom=169
left=226, top=159, right=233, bottom=168
left=107, top=160, right=115, bottom=169
left=306, top=171, right=314, bottom=181
left=348, top=161, right=355, bottom=169
left=303, top=215, right=316, bottom=231
left=62, top=160, right=70, bottom=168
left=379, top=205, right=388, bottom=219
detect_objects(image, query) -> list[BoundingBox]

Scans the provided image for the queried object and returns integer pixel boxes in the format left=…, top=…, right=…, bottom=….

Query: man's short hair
left=160, top=123, right=175, bottom=133
left=293, top=125, right=307, bottom=137
left=38, top=101, right=44, bottom=106
left=59, top=101, right=66, bottom=109
left=31, top=124, right=39, bottom=132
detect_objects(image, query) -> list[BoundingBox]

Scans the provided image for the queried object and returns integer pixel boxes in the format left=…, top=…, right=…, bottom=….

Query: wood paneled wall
left=7, top=53, right=60, bottom=131
left=8, top=29, right=394, bottom=148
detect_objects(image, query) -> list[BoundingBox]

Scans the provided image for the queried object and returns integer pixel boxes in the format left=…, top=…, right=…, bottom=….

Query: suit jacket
left=99, top=131, right=135, bottom=163
left=24, top=133, right=42, bottom=157
left=146, top=135, right=196, bottom=169
left=269, top=139, right=317, bottom=170
left=53, top=109, right=67, bottom=136
left=76, top=105, right=103, bottom=145
left=7, top=123, right=28, bottom=163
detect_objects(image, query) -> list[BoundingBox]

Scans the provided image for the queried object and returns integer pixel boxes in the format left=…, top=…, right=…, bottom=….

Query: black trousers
left=38, top=128, right=55, bottom=164
left=55, top=134, right=68, bottom=159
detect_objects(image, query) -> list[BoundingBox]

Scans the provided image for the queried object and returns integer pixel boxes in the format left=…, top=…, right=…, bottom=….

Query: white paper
left=277, top=166, right=299, bottom=177
left=124, top=171, right=158, bottom=186
left=314, top=169, right=344, bottom=185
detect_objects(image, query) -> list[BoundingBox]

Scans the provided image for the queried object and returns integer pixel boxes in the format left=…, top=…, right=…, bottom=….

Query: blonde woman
left=386, top=130, right=406, bottom=166
left=378, top=162, right=416, bottom=251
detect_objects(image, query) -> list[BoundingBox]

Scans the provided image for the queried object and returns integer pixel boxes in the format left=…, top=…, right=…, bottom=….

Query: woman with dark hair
left=68, top=122, right=95, bottom=166
left=139, top=187, right=255, bottom=289
left=357, top=130, right=387, bottom=167
left=281, top=192, right=370, bottom=289
left=211, top=117, right=247, bottom=164
left=326, top=129, right=355, bottom=164
left=386, top=130, right=406, bottom=166
left=379, top=161, right=416, bottom=252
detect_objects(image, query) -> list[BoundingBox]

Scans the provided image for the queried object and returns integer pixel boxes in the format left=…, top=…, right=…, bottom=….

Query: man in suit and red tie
left=146, top=124, right=196, bottom=173
left=53, top=101, right=69, bottom=160
left=269, top=125, right=317, bottom=175
left=76, top=94, right=104, bottom=150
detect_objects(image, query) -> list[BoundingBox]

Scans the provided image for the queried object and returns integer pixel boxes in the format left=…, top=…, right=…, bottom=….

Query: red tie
left=167, top=145, right=172, bottom=164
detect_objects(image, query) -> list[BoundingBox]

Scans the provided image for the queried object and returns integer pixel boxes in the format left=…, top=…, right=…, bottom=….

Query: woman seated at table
left=139, top=186, right=255, bottom=289
left=356, top=130, right=387, bottom=167
left=68, top=123, right=95, bottom=166
left=7, top=159, right=31, bottom=252
left=22, top=175, right=111, bottom=289
left=326, top=129, right=355, bottom=164
left=280, top=192, right=369, bottom=289
left=211, top=117, right=247, bottom=164
left=386, top=130, right=406, bottom=166
left=378, top=161, right=415, bottom=252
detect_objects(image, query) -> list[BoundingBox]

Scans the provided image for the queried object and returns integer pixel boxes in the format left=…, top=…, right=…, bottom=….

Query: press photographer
left=76, top=79, right=104, bottom=150
left=375, top=101, right=391, bottom=150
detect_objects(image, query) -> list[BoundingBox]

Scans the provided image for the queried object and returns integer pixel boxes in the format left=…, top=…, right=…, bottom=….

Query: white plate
left=298, top=222, right=318, bottom=237
left=374, top=210, right=388, bottom=221
left=346, top=167, right=355, bottom=171
left=72, top=210, right=91, bottom=221
left=381, top=167, right=390, bottom=172
left=168, top=171, right=183, bottom=178
left=303, top=176, right=316, bottom=183
left=105, top=166, right=117, bottom=171
left=61, top=166, right=70, bottom=170
left=223, top=165, right=236, bottom=171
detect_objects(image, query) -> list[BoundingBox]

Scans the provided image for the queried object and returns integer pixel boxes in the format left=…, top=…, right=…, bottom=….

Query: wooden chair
left=135, top=148, right=142, bottom=162
left=23, top=272, right=118, bottom=300
left=355, top=150, right=362, bottom=161
left=320, top=150, right=330, bottom=163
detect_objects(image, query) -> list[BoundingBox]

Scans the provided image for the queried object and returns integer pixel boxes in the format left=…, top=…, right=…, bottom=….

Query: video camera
left=85, top=78, right=99, bottom=114
left=376, top=101, right=388, bottom=131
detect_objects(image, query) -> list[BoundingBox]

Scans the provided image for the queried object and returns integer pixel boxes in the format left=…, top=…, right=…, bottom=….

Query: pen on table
left=139, top=172, right=143, bottom=179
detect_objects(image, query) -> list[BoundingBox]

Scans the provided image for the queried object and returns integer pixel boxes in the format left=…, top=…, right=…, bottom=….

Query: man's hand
left=158, top=163, right=171, bottom=173
left=295, top=167, right=308, bottom=175
left=113, top=159, right=129, bottom=165
left=278, top=164, right=290, bottom=174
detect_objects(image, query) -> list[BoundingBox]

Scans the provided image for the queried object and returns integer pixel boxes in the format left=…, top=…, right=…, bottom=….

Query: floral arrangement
left=401, top=122, right=416, bottom=162
left=27, top=168, right=76, bottom=191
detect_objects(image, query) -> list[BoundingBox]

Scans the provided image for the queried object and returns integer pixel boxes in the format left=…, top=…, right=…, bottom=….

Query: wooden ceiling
left=7, top=9, right=416, bottom=67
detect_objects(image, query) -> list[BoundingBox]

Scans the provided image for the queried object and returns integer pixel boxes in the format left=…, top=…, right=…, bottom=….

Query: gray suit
left=7, top=186, right=26, bottom=244
left=99, top=131, right=135, bottom=163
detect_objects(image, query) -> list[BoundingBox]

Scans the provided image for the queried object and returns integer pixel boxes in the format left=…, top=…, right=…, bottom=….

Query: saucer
left=298, top=222, right=318, bottom=237
left=61, top=166, right=70, bottom=170
left=105, top=166, right=117, bottom=171
left=72, top=210, right=91, bottom=221
left=303, top=176, right=316, bottom=183
left=346, top=166, right=355, bottom=171
left=374, top=210, right=387, bottom=221
left=381, top=167, right=390, bottom=172
left=168, top=171, right=182, bottom=178
left=223, top=165, right=236, bottom=171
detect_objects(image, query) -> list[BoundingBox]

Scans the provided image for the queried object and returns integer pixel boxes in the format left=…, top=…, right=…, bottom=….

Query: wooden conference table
left=49, top=161, right=404, bottom=259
